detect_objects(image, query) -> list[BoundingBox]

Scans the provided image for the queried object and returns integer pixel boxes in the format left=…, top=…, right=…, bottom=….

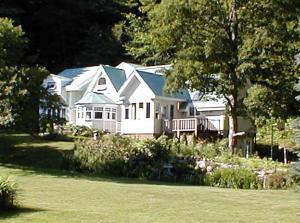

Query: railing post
left=194, top=118, right=197, bottom=136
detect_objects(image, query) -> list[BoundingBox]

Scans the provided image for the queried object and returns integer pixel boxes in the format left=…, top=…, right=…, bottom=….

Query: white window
left=125, top=107, right=129, bottom=119
left=86, top=112, right=92, bottom=119
left=98, top=77, right=106, bottom=85
left=105, top=108, right=111, bottom=119
left=131, top=103, right=136, bottom=120
left=47, top=82, right=56, bottom=89
left=146, top=103, right=150, bottom=118
left=112, top=108, right=116, bottom=120
left=94, top=107, right=103, bottom=119
left=77, top=107, right=82, bottom=119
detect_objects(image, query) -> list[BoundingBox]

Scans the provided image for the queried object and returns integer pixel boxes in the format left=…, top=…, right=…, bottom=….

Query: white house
left=43, top=62, right=255, bottom=152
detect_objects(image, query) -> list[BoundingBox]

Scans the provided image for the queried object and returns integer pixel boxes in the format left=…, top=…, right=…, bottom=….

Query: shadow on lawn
left=1, top=163, right=191, bottom=187
left=0, top=206, right=45, bottom=219
left=0, top=145, right=73, bottom=170
left=0, top=133, right=74, bottom=170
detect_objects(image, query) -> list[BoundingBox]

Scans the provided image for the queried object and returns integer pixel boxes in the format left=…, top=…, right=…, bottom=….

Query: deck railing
left=163, top=117, right=221, bottom=135
left=172, top=118, right=197, bottom=132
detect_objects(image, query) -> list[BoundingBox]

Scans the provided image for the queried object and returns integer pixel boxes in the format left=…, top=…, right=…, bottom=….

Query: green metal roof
left=103, top=65, right=126, bottom=91
left=137, top=70, right=190, bottom=100
left=75, top=92, right=116, bottom=105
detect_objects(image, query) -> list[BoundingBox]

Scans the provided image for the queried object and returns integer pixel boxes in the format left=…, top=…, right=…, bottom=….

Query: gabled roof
left=58, top=66, right=99, bottom=79
left=137, top=70, right=190, bottom=100
left=103, top=65, right=126, bottom=91
left=75, top=92, right=116, bottom=105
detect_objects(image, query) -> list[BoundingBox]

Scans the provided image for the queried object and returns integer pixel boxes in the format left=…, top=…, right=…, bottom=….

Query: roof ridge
left=62, top=66, right=99, bottom=71
left=103, top=65, right=125, bottom=72
left=137, top=70, right=164, bottom=77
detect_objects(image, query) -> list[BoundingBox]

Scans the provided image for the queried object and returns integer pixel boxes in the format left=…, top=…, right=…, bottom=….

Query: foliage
left=0, top=18, right=50, bottom=132
left=67, top=124, right=106, bottom=137
left=65, top=134, right=290, bottom=189
left=205, top=168, right=261, bottom=189
left=0, top=176, right=17, bottom=210
left=0, top=17, right=26, bottom=67
left=125, top=0, right=300, bottom=151
left=69, top=135, right=173, bottom=179
left=0, top=0, right=135, bottom=72
left=39, top=93, right=66, bottom=134
left=287, top=153, right=300, bottom=188
left=257, top=118, right=299, bottom=150
left=192, top=139, right=228, bottom=159
left=264, top=172, right=287, bottom=189
left=244, top=85, right=285, bottom=123
left=66, top=135, right=227, bottom=183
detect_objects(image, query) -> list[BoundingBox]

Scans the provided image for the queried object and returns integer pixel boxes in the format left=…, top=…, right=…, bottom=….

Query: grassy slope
left=0, top=134, right=300, bottom=223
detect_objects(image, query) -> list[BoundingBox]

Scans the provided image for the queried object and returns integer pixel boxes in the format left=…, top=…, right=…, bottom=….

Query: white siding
left=120, top=79, right=156, bottom=134
left=92, top=67, right=119, bottom=101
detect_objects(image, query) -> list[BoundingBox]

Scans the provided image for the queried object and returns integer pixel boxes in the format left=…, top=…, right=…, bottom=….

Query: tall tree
left=125, top=0, right=300, bottom=152
left=0, top=18, right=49, bottom=131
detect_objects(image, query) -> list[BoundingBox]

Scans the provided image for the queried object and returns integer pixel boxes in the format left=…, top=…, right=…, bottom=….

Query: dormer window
left=47, top=82, right=56, bottom=90
left=98, top=77, right=106, bottom=85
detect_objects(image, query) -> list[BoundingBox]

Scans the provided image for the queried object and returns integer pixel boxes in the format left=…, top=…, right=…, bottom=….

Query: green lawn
left=0, top=134, right=300, bottom=223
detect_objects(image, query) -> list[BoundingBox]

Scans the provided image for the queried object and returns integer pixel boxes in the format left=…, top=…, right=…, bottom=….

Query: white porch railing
left=163, top=118, right=221, bottom=135
left=172, top=118, right=197, bottom=132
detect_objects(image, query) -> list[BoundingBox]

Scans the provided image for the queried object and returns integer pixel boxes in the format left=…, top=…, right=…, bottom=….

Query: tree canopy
left=0, top=18, right=49, bottom=131
left=0, top=0, right=136, bottom=73
left=125, top=0, right=300, bottom=151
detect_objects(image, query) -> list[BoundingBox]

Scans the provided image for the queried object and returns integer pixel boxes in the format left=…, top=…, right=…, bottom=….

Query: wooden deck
left=163, top=118, right=220, bottom=137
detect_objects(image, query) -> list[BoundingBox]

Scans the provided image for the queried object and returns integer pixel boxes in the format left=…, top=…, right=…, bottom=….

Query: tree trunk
left=227, top=92, right=238, bottom=154
left=228, top=111, right=238, bottom=154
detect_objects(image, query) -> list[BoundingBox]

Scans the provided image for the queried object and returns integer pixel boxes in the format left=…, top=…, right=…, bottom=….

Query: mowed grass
left=0, top=133, right=74, bottom=170
left=0, top=134, right=300, bottom=223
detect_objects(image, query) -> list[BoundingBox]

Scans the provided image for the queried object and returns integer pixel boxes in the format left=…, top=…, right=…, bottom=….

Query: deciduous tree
left=126, top=0, right=300, bottom=152
left=0, top=18, right=49, bottom=131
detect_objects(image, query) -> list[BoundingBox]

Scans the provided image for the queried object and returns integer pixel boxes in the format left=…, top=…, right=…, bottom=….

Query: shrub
left=264, top=172, right=287, bottom=189
left=64, top=134, right=288, bottom=189
left=173, top=138, right=228, bottom=159
left=287, top=153, right=300, bottom=188
left=205, top=168, right=262, bottom=189
left=215, top=154, right=287, bottom=171
left=69, top=135, right=133, bottom=175
left=193, top=139, right=228, bottom=159
left=0, top=177, right=17, bottom=210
